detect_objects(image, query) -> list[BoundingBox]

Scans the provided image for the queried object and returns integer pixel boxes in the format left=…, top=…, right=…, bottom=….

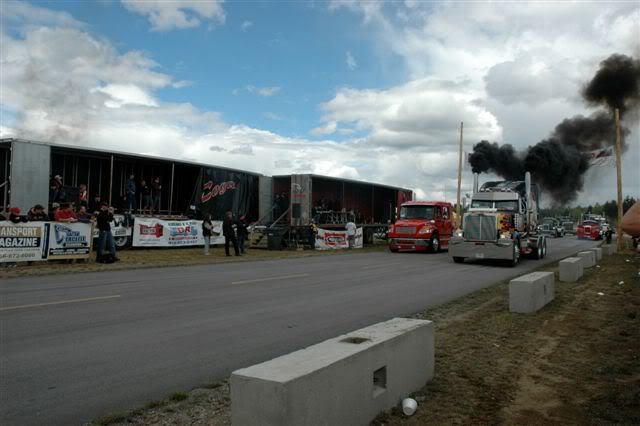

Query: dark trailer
left=0, top=138, right=261, bottom=220
left=261, top=174, right=412, bottom=245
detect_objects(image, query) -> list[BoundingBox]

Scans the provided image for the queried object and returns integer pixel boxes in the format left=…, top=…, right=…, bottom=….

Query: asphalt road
left=0, top=237, right=599, bottom=425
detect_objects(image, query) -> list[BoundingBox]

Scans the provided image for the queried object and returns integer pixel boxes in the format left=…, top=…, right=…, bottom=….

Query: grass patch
left=169, top=391, right=188, bottom=402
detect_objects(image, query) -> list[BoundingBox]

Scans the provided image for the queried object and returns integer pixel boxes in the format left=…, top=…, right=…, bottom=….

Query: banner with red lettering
left=192, top=167, right=257, bottom=220
left=315, top=227, right=363, bottom=250
left=132, top=218, right=224, bottom=247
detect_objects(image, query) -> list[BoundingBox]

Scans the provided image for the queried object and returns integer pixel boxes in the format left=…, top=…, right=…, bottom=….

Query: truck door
left=441, top=205, right=453, bottom=242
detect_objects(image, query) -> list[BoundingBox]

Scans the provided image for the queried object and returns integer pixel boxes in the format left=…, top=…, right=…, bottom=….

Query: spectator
left=89, top=195, right=102, bottom=214
left=27, top=204, right=48, bottom=221
left=223, top=211, right=240, bottom=256
left=126, top=174, right=136, bottom=212
left=49, top=202, right=60, bottom=221
left=236, top=215, right=248, bottom=254
left=96, top=202, right=118, bottom=263
left=78, top=184, right=88, bottom=208
left=310, top=219, right=318, bottom=249
left=9, top=207, right=26, bottom=224
left=77, top=205, right=92, bottom=223
left=49, top=175, right=62, bottom=202
left=202, top=214, right=214, bottom=256
left=151, top=177, right=162, bottom=214
left=345, top=220, right=357, bottom=249
left=55, top=203, right=78, bottom=223
left=140, top=180, right=152, bottom=215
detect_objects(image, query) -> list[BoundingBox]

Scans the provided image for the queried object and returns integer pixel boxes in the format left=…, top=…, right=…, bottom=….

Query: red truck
left=388, top=201, right=454, bottom=253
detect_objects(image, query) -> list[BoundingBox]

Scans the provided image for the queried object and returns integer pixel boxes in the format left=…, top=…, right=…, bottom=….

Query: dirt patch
left=88, top=250, right=640, bottom=426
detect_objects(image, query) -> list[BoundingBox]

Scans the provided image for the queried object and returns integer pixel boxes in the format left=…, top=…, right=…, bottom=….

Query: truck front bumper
left=448, top=236, right=514, bottom=260
left=388, top=238, right=430, bottom=252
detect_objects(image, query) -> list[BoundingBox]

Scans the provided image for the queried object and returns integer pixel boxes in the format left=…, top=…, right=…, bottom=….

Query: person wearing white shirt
left=345, top=221, right=357, bottom=249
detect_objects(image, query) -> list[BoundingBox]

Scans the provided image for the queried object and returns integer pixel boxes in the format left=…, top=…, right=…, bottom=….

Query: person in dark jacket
left=8, top=207, right=27, bottom=223
left=223, top=211, right=240, bottom=256
left=126, top=174, right=136, bottom=212
left=202, top=214, right=214, bottom=256
left=27, top=204, right=48, bottom=221
left=140, top=180, right=152, bottom=215
left=236, top=215, right=249, bottom=254
left=96, top=203, right=118, bottom=263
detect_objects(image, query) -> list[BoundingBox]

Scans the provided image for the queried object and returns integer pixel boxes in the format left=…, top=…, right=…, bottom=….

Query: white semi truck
left=449, top=171, right=547, bottom=266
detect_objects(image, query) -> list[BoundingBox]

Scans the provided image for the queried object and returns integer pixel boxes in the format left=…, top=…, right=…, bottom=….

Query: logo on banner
left=53, top=224, right=88, bottom=247
left=323, top=232, right=346, bottom=246
left=139, top=223, right=164, bottom=238
left=0, top=225, right=42, bottom=247
left=201, top=180, right=237, bottom=202
left=168, top=223, right=198, bottom=237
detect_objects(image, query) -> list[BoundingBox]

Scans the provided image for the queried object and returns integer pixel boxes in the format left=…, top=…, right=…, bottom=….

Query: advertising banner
left=132, top=218, right=224, bottom=247
left=48, top=222, right=93, bottom=260
left=192, top=167, right=257, bottom=220
left=0, top=221, right=49, bottom=263
left=315, top=227, right=363, bottom=250
left=91, top=215, right=132, bottom=240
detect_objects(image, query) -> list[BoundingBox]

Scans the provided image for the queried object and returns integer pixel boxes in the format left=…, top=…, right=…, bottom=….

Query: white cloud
left=94, top=84, right=158, bottom=108
left=1, top=0, right=85, bottom=29
left=121, top=0, right=225, bottom=31
left=346, top=50, right=357, bottom=70
left=245, top=85, right=281, bottom=97
left=241, top=20, right=253, bottom=31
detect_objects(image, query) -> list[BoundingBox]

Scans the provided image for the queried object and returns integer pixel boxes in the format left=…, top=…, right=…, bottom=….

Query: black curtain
left=191, top=168, right=256, bottom=220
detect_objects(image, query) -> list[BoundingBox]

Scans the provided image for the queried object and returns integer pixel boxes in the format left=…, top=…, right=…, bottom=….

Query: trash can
left=267, top=231, right=284, bottom=250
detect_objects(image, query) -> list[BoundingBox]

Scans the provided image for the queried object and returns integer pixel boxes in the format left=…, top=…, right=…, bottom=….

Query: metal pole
left=169, top=162, right=175, bottom=215
left=456, top=121, right=464, bottom=228
left=614, top=109, right=624, bottom=252
left=108, top=155, right=114, bottom=206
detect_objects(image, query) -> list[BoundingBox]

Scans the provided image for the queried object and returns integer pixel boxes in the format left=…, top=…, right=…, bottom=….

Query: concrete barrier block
left=577, top=251, right=596, bottom=268
left=589, top=247, right=603, bottom=261
left=601, top=245, right=616, bottom=255
left=231, top=318, right=434, bottom=426
left=559, top=257, right=583, bottom=282
left=509, top=271, right=555, bottom=313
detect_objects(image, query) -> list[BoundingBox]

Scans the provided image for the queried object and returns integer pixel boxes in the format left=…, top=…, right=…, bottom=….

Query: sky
left=1, top=0, right=638, bottom=206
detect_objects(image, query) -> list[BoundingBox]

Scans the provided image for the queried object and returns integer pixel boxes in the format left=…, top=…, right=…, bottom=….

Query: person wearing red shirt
left=54, top=203, right=78, bottom=222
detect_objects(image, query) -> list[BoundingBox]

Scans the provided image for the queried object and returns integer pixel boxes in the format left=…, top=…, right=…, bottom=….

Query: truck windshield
left=400, top=206, right=435, bottom=220
left=470, top=200, right=518, bottom=210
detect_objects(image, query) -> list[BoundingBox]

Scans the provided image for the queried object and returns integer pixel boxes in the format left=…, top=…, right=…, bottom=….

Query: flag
left=588, top=147, right=615, bottom=167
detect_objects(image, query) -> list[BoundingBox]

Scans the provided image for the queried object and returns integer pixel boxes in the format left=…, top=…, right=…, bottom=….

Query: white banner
left=315, top=227, right=363, bottom=250
left=588, top=147, right=615, bottom=167
left=48, top=222, right=93, bottom=260
left=92, top=214, right=132, bottom=239
left=0, top=221, right=49, bottom=263
left=132, top=218, right=224, bottom=247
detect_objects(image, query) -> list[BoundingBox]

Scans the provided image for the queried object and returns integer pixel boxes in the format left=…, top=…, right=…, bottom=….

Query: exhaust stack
left=525, top=171, right=532, bottom=226
left=472, top=173, right=479, bottom=194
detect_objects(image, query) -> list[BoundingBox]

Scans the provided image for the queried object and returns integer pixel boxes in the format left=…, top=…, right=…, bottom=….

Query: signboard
left=192, top=167, right=257, bottom=220
left=315, top=227, right=363, bottom=250
left=132, top=218, right=224, bottom=247
left=0, top=222, right=49, bottom=263
left=48, top=222, right=93, bottom=260
left=91, top=215, right=132, bottom=239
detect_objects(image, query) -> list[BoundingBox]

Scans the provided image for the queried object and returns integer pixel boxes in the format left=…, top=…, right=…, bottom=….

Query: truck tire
left=532, top=238, right=543, bottom=259
left=510, top=240, right=520, bottom=267
left=541, top=237, right=547, bottom=258
left=453, top=257, right=464, bottom=263
left=430, top=234, right=440, bottom=253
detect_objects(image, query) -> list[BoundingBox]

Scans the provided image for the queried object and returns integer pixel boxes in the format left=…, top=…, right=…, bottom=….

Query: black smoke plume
left=469, top=54, right=639, bottom=204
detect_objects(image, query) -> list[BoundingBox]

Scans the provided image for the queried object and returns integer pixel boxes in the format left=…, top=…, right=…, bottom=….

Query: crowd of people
left=203, top=212, right=248, bottom=257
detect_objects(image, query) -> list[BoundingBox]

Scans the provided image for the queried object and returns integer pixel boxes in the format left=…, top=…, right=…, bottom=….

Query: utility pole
left=614, top=109, right=624, bottom=252
left=456, top=121, right=464, bottom=228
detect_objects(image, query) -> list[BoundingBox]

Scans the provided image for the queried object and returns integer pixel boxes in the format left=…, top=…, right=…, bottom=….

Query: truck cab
left=388, top=201, right=454, bottom=252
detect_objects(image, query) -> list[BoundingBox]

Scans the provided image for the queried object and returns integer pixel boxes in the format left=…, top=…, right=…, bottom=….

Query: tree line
left=539, top=196, right=636, bottom=224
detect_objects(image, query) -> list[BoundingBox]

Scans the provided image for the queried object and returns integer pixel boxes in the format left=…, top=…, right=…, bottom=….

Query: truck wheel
left=541, top=237, right=547, bottom=258
left=510, top=241, right=520, bottom=267
left=430, top=234, right=440, bottom=253
left=453, top=257, right=464, bottom=264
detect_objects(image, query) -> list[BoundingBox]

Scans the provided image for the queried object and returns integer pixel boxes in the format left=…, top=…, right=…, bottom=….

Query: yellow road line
left=232, top=273, right=309, bottom=285
left=0, top=295, right=122, bottom=312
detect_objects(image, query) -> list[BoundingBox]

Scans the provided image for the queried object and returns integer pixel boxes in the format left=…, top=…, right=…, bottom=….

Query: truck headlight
left=499, top=232, right=511, bottom=239
left=418, top=227, right=432, bottom=235
left=454, top=230, right=464, bottom=237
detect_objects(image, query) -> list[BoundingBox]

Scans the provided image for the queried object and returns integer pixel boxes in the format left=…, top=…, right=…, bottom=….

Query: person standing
left=78, top=184, right=88, bottom=208
left=96, top=202, right=118, bottom=263
left=310, top=220, right=318, bottom=250
left=126, top=174, right=136, bottom=213
left=151, top=177, right=162, bottom=214
left=202, top=214, right=214, bottom=256
left=223, top=211, right=240, bottom=256
left=140, top=180, right=152, bottom=215
left=345, top=220, right=357, bottom=249
left=236, top=215, right=248, bottom=254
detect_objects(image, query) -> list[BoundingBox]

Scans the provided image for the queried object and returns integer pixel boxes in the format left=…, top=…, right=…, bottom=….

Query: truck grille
left=395, top=226, right=416, bottom=234
left=464, top=215, right=497, bottom=241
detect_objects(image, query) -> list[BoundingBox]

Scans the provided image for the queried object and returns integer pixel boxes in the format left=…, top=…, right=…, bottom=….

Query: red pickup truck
left=388, top=201, right=454, bottom=253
